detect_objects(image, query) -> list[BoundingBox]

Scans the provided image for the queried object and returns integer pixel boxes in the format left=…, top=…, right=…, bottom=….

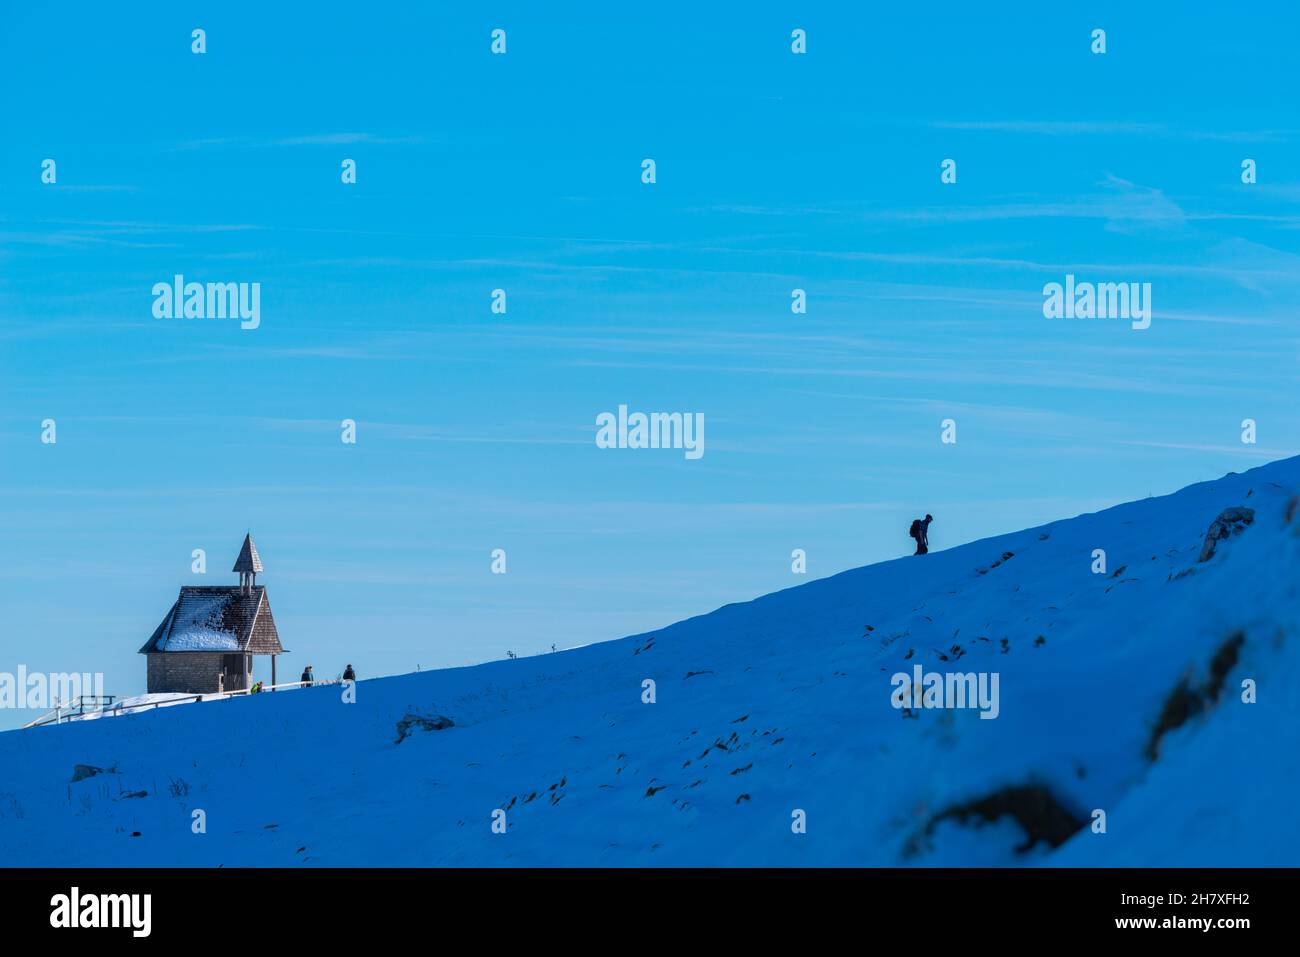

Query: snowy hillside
left=2, top=458, right=1298, bottom=866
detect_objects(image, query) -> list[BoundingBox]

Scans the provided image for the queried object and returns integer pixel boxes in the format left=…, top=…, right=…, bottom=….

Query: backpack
left=909, top=519, right=921, bottom=539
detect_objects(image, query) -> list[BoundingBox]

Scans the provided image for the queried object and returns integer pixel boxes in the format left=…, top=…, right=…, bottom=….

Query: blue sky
left=1, top=2, right=1297, bottom=726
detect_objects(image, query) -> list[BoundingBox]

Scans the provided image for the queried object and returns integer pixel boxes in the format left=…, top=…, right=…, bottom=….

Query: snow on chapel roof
left=138, top=585, right=284, bottom=654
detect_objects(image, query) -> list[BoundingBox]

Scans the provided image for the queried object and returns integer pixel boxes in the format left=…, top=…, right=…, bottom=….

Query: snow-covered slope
left=3, top=459, right=1299, bottom=866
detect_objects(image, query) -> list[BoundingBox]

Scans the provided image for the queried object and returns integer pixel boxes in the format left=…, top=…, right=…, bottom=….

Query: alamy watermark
left=890, top=665, right=1000, bottom=719
left=50, top=887, right=151, bottom=937
left=152, top=275, right=261, bottom=330
left=0, top=667, right=105, bottom=709
left=1042, top=274, right=1151, bottom=330
left=595, top=404, right=704, bottom=460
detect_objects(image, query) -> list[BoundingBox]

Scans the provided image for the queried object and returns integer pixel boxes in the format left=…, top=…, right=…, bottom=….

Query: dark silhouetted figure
left=909, top=514, right=933, bottom=555
left=300, top=665, right=314, bottom=687
left=343, top=664, right=356, bottom=682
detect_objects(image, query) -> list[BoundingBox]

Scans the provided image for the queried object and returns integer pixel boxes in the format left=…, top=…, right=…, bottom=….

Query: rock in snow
left=1197, top=506, right=1255, bottom=562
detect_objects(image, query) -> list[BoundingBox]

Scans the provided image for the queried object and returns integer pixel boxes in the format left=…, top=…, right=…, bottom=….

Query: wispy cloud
left=45, top=184, right=140, bottom=194
left=274, top=132, right=427, bottom=146
left=935, top=120, right=1165, bottom=136
left=931, top=120, right=1296, bottom=142
left=252, top=417, right=590, bottom=447
left=1116, top=439, right=1294, bottom=457
left=173, top=132, right=426, bottom=151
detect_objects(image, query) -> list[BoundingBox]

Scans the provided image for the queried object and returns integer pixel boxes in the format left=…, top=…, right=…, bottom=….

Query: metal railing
left=20, top=695, right=117, bottom=728
left=21, top=678, right=344, bottom=729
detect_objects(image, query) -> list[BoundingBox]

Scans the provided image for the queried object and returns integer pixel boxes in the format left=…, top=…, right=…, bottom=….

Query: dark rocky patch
left=1198, top=507, right=1254, bottom=562
left=927, top=785, right=1086, bottom=853
left=394, top=712, right=455, bottom=744
left=1147, top=632, right=1246, bottom=760
left=70, top=764, right=113, bottom=784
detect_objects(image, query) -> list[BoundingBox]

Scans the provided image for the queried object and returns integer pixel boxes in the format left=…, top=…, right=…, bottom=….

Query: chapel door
left=221, top=654, right=247, bottom=692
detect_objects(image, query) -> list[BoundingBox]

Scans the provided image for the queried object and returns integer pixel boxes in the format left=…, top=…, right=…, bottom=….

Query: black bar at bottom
left=0, top=867, right=1285, bottom=941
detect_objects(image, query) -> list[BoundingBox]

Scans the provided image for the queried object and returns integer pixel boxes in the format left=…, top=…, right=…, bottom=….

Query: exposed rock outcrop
left=1198, top=507, right=1254, bottom=562
left=394, top=712, right=455, bottom=744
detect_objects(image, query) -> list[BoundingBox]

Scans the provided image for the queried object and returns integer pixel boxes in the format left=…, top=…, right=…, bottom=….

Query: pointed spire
left=232, top=534, right=263, bottom=574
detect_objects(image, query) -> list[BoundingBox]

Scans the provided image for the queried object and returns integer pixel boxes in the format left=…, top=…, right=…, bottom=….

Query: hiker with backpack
left=909, top=514, right=933, bottom=555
